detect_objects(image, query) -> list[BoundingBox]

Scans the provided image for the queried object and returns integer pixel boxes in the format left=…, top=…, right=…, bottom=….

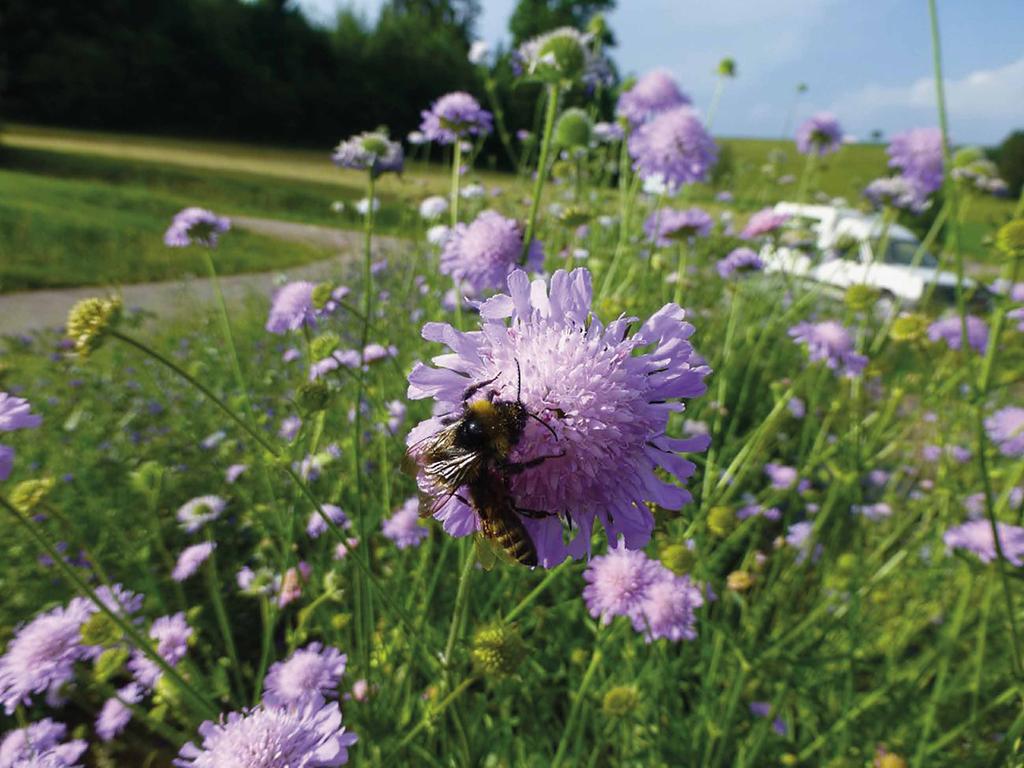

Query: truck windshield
left=874, top=238, right=938, bottom=268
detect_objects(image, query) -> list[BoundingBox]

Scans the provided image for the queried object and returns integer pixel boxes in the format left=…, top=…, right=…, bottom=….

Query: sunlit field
left=3, top=5, right=1024, bottom=768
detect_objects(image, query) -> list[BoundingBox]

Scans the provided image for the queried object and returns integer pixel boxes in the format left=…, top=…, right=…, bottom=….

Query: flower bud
left=471, top=623, right=526, bottom=678
left=297, top=381, right=331, bottom=414
left=996, top=219, right=1024, bottom=259
left=659, top=543, right=696, bottom=575
left=554, top=108, right=593, bottom=150
left=310, top=332, right=341, bottom=361
left=312, top=282, right=336, bottom=310
left=601, top=684, right=640, bottom=718
left=708, top=506, right=735, bottom=538
left=66, top=296, right=122, bottom=356
left=10, top=477, right=55, bottom=513
left=889, top=313, right=928, bottom=344
left=727, top=570, right=754, bottom=592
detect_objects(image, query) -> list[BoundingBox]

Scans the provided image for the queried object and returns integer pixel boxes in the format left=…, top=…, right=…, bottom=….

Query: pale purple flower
left=164, top=207, right=230, bottom=248
left=92, top=584, right=144, bottom=618
left=1010, top=307, right=1024, bottom=333
left=440, top=210, right=543, bottom=295
left=174, top=700, right=357, bottom=767
left=785, top=521, right=819, bottom=564
left=887, top=127, right=944, bottom=194
left=468, top=40, right=490, bottom=65
left=266, top=282, right=319, bottom=334
left=628, top=106, right=717, bottom=190
left=944, top=519, right=1024, bottom=566
left=795, top=113, right=843, bottom=156
left=593, top=121, right=624, bottom=143
left=789, top=320, right=867, bottom=377
left=406, top=268, right=710, bottom=565
left=309, top=349, right=361, bottom=381
left=0, top=393, right=42, bottom=432
left=278, top=566, right=306, bottom=608
left=740, top=208, right=790, bottom=240
left=617, top=69, right=691, bottom=126
left=177, top=495, right=226, bottom=532
left=384, top=400, right=406, bottom=435
left=333, top=538, right=359, bottom=561
left=989, top=280, right=1024, bottom=302
left=639, top=574, right=703, bottom=643
left=986, top=406, right=1024, bottom=457
left=582, top=542, right=665, bottom=625
left=279, top=416, right=303, bottom=442
left=420, top=92, right=492, bottom=144
left=764, top=463, right=806, bottom=492
left=362, top=343, right=396, bottom=364
left=283, top=348, right=302, bottom=363
left=0, top=600, right=95, bottom=714
left=96, top=683, right=143, bottom=741
left=381, top=498, right=429, bottom=549
left=853, top=502, right=892, bottom=521
left=128, top=612, right=194, bottom=690
left=331, top=131, right=403, bottom=178
left=419, top=196, right=449, bottom=221
left=788, top=397, right=806, bottom=419
left=0, top=445, right=12, bottom=482
left=966, top=488, right=1023, bottom=518
left=643, top=208, right=713, bottom=246
left=0, top=718, right=87, bottom=767
left=307, top=504, right=349, bottom=539
left=263, top=643, right=347, bottom=708
left=749, top=702, right=787, bottom=736
left=717, top=247, right=764, bottom=279
left=737, top=503, right=781, bottom=521
left=200, top=430, right=226, bottom=450
left=864, top=176, right=930, bottom=213
left=172, top=542, right=215, bottom=582
left=927, top=315, right=988, bottom=354
left=225, top=464, right=247, bottom=484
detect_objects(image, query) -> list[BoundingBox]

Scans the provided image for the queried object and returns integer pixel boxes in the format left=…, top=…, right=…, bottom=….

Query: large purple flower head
left=406, top=268, right=710, bottom=566
left=263, top=643, right=347, bottom=708
left=617, top=69, right=691, bottom=126
left=0, top=600, right=95, bottom=714
left=440, top=210, right=544, bottom=295
left=164, top=207, right=230, bottom=248
left=0, top=718, right=87, bottom=767
left=628, top=107, right=717, bottom=191
left=717, top=247, right=764, bottom=279
left=172, top=542, right=215, bottom=582
left=740, top=208, right=791, bottom=240
left=863, top=176, right=930, bottom=213
left=944, top=519, right=1024, bottom=566
left=0, top=393, right=42, bottom=432
left=795, top=113, right=843, bottom=156
left=639, top=573, right=703, bottom=643
left=267, top=282, right=319, bottom=335
left=420, top=92, right=493, bottom=145
left=175, top=700, right=356, bottom=768
left=887, top=127, right=944, bottom=195
left=331, top=131, right=403, bottom=178
left=643, top=208, right=713, bottom=247
left=789, top=321, right=867, bottom=377
left=381, top=497, right=429, bottom=549
left=927, top=315, right=988, bottom=354
left=986, top=406, right=1024, bottom=457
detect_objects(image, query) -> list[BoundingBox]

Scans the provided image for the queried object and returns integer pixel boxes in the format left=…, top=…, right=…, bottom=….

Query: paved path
left=0, top=217, right=404, bottom=336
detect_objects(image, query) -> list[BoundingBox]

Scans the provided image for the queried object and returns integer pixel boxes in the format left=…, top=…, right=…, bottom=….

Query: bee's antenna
left=515, top=358, right=522, bottom=403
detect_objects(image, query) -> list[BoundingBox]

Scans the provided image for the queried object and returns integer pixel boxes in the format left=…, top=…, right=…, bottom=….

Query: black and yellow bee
left=405, top=363, right=562, bottom=567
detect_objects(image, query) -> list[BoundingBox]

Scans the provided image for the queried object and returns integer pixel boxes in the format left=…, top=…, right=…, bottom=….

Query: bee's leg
left=513, top=505, right=553, bottom=519
left=502, top=451, right=566, bottom=475
left=461, top=373, right=501, bottom=403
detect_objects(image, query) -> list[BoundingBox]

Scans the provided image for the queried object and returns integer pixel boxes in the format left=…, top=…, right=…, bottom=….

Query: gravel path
left=0, top=217, right=404, bottom=336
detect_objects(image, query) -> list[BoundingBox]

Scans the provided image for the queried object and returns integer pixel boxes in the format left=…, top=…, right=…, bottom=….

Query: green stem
left=795, top=151, right=817, bottom=204
left=204, top=531, right=246, bottom=705
left=552, top=633, right=604, bottom=768
left=252, top=596, right=275, bottom=706
left=449, top=141, right=462, bottom=229
left=443, top=546, right=476, bottom=671
left=706, top=77, right=725, bottom=132
left=504, top=559, right=571, bottom=623
left=522, top=83, right=560, bottom=262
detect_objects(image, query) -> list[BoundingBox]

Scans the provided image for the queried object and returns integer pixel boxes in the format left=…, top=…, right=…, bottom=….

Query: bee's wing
left=474, top=534, right=499, bottom=571
left=407, top=423, right=485, bottom=519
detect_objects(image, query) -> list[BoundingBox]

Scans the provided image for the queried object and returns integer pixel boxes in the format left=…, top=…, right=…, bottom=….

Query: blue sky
left=297, top=0, right=1024, bottom=145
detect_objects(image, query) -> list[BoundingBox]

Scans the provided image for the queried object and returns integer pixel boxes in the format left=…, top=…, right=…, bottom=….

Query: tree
left=996, top=130, right=1024, bottom=198
left=508, top=0, right=615, bottom=45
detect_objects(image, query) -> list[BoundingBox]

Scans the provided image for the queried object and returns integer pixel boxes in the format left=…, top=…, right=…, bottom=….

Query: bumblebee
left=406, top=363, right=561, bottom=567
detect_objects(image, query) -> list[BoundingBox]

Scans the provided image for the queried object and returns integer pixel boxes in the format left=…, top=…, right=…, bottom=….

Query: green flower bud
left=996, top=219, right=1024, bottom=259
left=10, top=477, right=55, bottom=513
left=94, top=647, right=130, bottom=683
left=559, top=205, right=591, bottom=227
left=537, top=33, right=586, bottom=82
left=659, top=543, right=696, bottom=575
left=708, top=505, right=735, bottom=538
left=66, top=297, right=122, bottom=357
left=554, top=108, right=593, bottom=150
left=844, top=284, right=879, bottom=312
left=727, top=570, right=754, bottom=592
left=889, top=313, right=928, bottom=344
left=471, top=622, right=526, bottom=678
left=601, top=684, right=640, bottom=718
left=80, top=612, right=124, bottom=648
left=296, top=381, right=331, bottom=414
left=718, top=57, right=737, bottom=78
left=312, top=282, right=336, bottom=310
left=310, top=332, right=341, bottom=361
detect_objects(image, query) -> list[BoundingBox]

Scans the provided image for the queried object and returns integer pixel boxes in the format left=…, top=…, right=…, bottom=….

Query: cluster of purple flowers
left=864, top=127, right=944, bottom=212
left=164, top=207, right=231, bottom=248
left=795, top=113, right=843, bottom=156
left=616, top=69, right=691, bottom=126
left=440, top=210, right=544, bottom=295
left=419, top=92, right=493, bottom=144
left=0, top=718, right=87, bottom=766
left=927, top=315, right=989, bottom=354
left=582, top=542, right=703, bottom=642
left=0, top=392, right=42, bottom=481
left=944, top=519, right=1024, bottom=566
left=643, top=207, right=713, bottom=246
left=627, top=106, right=717, bottom=191
left=331, top=131, right=403, bottom=178
left=266, top=281, right=320, bottom=335
left=717, top=247, right=764, bottom=279
left=789, top=320, right=867, bottom=377
left=740, top=208, right=790, bottom=240
left=407, top=268, right=710, bottom=566
left=381, top=497, right=429, bottom=549
left=985, top=406, right=1024, bottom=457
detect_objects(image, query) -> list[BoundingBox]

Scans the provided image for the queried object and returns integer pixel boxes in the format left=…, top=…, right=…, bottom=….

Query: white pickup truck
left=759, top=203, right=979, bottom=308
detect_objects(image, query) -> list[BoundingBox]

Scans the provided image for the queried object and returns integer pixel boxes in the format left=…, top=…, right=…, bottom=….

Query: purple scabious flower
left=225, top=464, right=247, bottom=484
left=764, top=463, right=803, bottom=491
left=795, top=113, right=843, bottom=156
left=643, top=208, right=713, bottom=247
left=582, top=542, right=665, bottom=625
left=788, top=397, right=806, bottom=419
left=789, top=321, right=867, bottom=377
left=0, top=446, right=12, bottom=482
left=717, top=247, right=764, bottom=279
left=419, top=195, right=449, bottom=221
left=863, top=176, right=930, bottom=213
left=267, top=282, right=319, bottom=335
left=263, top=642, right=347, bottom=708
left=439, top=210, right=543, bottom=295
left=0, top=718, right=88, bottom=767
left=739, top=208, right=791, bottom=240
left=96, top=683, right=143, bottom=742
left=628, top=106, right=717, bottom=191
left=385, top=399, right=406, bottom=435
left=944, top=519, right=1024, bottom=566
left=0, top=393, right=42, bottom=432
left=172, top=542, right=215, bottom=582
left=175, top=700, right=357, bottom=768
left=128, top=613, right=193, bottom=690
left=381, top=498, right=429, bottom=550
left=309, top=349, right=361, bottom=381
left=927, top=315, right=988, bottom=354
left=1010, top=307, right=1024, bottom=333
left=0, top=600, right=95, bottom=714
left=420, top=92, right=492, bottom=145
left=784, top=521, right=820, bottom=564
left=639, top=573, right=703, bottom=643
left=177, top=495, right=226, bottom=533
left=406, top=269, right=710, bottom=565
left=331, top=131, right=403, bottom=178
left=986, top=406, right=1024, bottom=457
left=164, top=207, right=230, bottom=248
left=617, top=69, right=691, bottom=126
left=306, top=504, right=349, bottom=539
left=853, top=502, right=892, bottom=521
left=200, top=430, right=226, bottom=450
left=887, top=127, right=943, bottom=195
left=279, top=416, right=303, bottom=442
left=593, top=121, right=624, bottom=143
